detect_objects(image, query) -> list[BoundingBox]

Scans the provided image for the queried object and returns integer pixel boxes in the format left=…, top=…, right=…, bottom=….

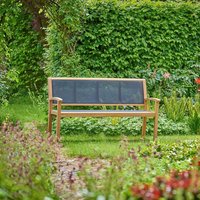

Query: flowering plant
left=195, top=78, right=200, bottom=92
left=131, top=159, right=200, bottom=200
left=195, top=78, right=200, bottom=85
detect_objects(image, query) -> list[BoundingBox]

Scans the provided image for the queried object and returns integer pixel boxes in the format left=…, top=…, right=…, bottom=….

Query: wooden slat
left=52, top=103, right=145, bottom=106
left=49, top=77, right=146, bottom=81
left=51, top=110, right=155, bottom=117
left=48, top=78, right=53, bottom=99
left=143, top=79, right=147, bottom=100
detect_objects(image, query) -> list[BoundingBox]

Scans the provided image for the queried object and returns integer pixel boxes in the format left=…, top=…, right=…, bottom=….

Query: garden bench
left=48, top=78, right=160, bottom=141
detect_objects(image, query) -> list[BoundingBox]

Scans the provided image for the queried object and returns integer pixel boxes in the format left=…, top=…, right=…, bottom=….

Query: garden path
left=52, top=149, right=110, bottom=200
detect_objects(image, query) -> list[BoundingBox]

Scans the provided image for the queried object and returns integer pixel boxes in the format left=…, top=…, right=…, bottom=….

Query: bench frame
left=48, top=77, right=160, bottom=141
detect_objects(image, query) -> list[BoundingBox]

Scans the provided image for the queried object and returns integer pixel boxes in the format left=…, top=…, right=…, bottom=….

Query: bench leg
left=153, top=114, right=159, bottom=141
left=56, top=114, right=61, bottom=141
left=48, top=112, right=53, bottom=134
left=142, top=117, right=147, bottom=139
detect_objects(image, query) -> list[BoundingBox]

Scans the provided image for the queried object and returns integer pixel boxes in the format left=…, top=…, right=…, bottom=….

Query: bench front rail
left=48, top=78, right=160, bottom=141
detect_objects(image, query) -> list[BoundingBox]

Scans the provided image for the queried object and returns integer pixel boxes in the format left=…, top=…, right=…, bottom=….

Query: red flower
left=131, top=184, right=161, bottom=200
left=195, top=78, right=200, bottom=84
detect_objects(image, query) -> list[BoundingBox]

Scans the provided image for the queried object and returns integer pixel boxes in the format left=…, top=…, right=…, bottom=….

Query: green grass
left=0, top=96, right=47, bottom=128
left=61, top=134, right=200, bottom=158
left=1, top=97, right=200, bottom=159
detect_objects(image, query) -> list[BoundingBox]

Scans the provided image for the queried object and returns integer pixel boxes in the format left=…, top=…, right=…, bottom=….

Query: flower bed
left=131, top=160, right=200, bottom=200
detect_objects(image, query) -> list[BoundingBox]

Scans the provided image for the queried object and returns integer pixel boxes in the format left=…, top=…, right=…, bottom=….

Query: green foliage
left=151, top=0, right=199, bottom=2
left=188, top=94, right=200, bottom=116
left=187, top=94, right=200, bottom=134
left=0, top=0, right=46, bottom=101
left=163, top=92, right=188, bottom=121
left=0, top=71, right=9, bottom=104
left=163, top=93, right=200, bottom=134
left=78, top=139, right=200, bottom=199
left=139, top=66, right=199, bottom=98
left=62, top=134, right=200, bottom=159
left=45, top=0, right=200, bottom=97
left=142, top=140, right=199, bottom=163
left=45, top=0, right=84, bottom=76
left=0, top=123, right=59, bottom=200
left=57, top=113, right=189, bottom=136
left=78, top=0, right=200, bottom=73
left=188, top=111, right=200, bottom=134
left=0, top=96, right=47, bottom=127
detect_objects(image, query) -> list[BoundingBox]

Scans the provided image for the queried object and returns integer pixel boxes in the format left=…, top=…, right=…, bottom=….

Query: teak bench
left=48, top=78, right=160, bottom=141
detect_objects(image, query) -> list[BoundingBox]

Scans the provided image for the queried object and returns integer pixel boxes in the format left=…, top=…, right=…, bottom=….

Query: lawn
left=1, top=98, right=200, bottom=199
left=61, top=134, right=200, bottom=158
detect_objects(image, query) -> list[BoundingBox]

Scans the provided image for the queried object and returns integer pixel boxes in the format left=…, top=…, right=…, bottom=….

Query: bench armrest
left=147, top=98, right=160, bottom=103
left=49, top=97, right=63, bottom=114
left=144, top=98, right=160, bottom=112
left=49, top=97, right=63, bottom=103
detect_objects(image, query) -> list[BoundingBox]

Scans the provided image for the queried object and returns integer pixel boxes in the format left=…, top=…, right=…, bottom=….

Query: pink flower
left=163, top=72, right=170, bottom=79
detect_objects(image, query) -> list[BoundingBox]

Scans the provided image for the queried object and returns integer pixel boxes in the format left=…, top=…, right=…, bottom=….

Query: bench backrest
left=48, top=78, right=147, bottom=106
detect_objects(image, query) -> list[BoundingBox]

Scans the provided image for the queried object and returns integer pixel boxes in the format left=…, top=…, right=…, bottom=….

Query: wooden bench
left=48, top=78, right=160, bottom=141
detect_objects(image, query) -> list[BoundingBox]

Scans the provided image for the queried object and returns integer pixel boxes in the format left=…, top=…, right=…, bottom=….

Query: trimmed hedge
left=77, top=0, right=200, bottom=73
left=45, top=0, right=200, bottom=97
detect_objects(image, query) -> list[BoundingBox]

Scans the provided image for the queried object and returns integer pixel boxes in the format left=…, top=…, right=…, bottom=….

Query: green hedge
left=0, top=0, right=46, bottom=101
left=44, top=0, right=84, bottom=77
left=77, top=0, right=200, bottom=73
left=45, top=0, right=200, bottom=97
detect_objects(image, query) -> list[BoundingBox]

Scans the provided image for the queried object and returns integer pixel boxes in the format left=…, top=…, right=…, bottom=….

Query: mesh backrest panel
left=52, top=80, right=144, bottom=104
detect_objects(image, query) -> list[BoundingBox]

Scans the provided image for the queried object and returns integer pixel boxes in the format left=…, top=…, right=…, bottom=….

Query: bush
left=57, top=113, right=189, bottom=136
left=187, top=94, right=200, bottom=134
left=78, top=1, right=200, bottom=72
left=79, top=140, right=200, bottom=199
left=163, top=93, right=200, bottom=134
left=44, top=0, right=84, bottom=77
left=0, top=0, right=46, bottom=101
left=131, top=167, right=200, bottom=200
left=45, top=0, right=200, bottom=97
left=0, top=122, right=59, bottom=199
left=139, top=67, right=199, bottom=97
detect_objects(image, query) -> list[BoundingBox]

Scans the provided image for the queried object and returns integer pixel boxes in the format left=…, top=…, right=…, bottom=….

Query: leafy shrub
left=46, top=0, right=200, bottom=97
left=140, top=140, right=200, bottom=163
left=187, top=95, right=200, bottom=134
left=188, top=112, right=200, bottom=134
left=131, top=166, right=200, bottom=200
left=0, top=0, right=46, bottom=101
left=163, top=93, right=200, bottom=134
left=78, top=1, right=200, bottom=72
left=57, top=113, right=189, bottom=136
left=79, top=139, right=200, bottom=199
left=0, top=122, right=59, bottom=199
left=139, top=66, right=199, bottom=97
left=44, top=0, right=84, bottom=77
left=0, top=70, right=9, bottom=104
left=163, top=92, right=188, bottom=122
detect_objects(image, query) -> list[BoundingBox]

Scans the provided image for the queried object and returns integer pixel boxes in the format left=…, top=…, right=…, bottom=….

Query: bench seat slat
left=52, top=110, right=155, bottom=117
